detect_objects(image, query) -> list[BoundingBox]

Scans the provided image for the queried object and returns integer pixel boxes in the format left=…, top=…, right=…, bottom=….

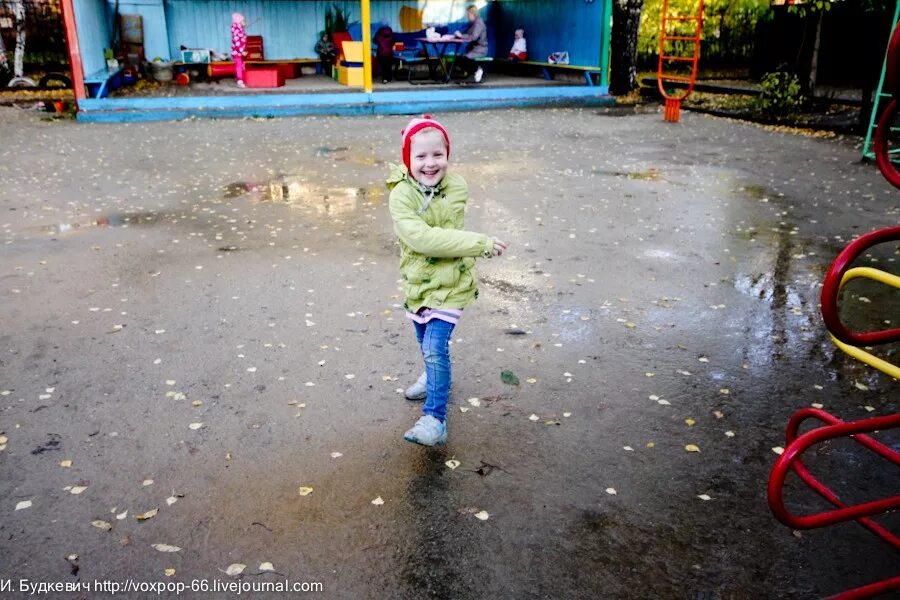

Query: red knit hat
left=401, top=115, right=450, bottom=173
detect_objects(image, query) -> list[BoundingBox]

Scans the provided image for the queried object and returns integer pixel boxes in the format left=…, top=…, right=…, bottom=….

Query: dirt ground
left=1, top=104, right=898, bottom=599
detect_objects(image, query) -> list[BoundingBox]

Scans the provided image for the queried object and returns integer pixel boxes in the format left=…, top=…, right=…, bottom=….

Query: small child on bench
left=508, top=29, right=527, bottom=62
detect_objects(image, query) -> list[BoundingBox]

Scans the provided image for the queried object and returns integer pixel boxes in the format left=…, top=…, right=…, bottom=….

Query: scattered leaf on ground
left=685, top=444, right=701, bottom=453
left=697, top=494, right=713, bottom=501
left=685, top=418, right=696, bottom=426
left=474, top=510, right=490, bottom=521
left=772, top=446, right=784, bottom=455
left=298, top=487, right=314, bottom=496
left=164, top=568, right=176, bottom=577
left=225, top=564, right=246, bottom=576
left=15, top=500, right=32, bottom=511
left=445, top=459, right=460, bottom=470
left=371, top=496, right=385, bottom=505
left=259, top=562, right=274, bottom=572
left=528, top=414, right=539, bottom=421
left=152, top=544, right=181, bottom=553
left=605, top=488, right=617, bottom=495
left=60, top=459, right=73, bottom=468
left=92, top=520, right=112, bottom=531
left=136, top=508, right=159, bottom=521
left=501, top=370, right=520, bottom=386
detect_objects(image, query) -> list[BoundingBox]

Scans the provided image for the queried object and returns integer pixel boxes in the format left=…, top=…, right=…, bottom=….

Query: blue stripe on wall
left=76, top=84, right=613, bottom=122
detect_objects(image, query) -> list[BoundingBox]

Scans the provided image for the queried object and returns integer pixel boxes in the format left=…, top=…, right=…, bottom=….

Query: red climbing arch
left=657, top=0, right=704, bottom=123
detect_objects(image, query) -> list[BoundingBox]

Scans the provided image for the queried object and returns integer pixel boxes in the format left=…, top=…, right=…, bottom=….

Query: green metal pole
left=861, top=0, right=900, bottom=160
left=599, top=0, right=613, bottom=89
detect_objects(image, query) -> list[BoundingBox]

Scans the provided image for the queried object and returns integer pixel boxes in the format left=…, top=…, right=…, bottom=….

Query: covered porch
left=62, top=0, right=613, bottom=122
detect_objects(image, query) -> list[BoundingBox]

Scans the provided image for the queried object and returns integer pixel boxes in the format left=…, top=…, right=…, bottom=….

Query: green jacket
left=387, top=163, right=493, bottom=313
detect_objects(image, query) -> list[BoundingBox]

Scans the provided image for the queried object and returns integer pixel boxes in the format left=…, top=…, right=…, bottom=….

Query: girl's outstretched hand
left=492, top=239, right=508, bottom=257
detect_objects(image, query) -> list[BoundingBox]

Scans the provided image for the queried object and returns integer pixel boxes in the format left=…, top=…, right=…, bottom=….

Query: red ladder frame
left=657, top=0, right=704, bottom=122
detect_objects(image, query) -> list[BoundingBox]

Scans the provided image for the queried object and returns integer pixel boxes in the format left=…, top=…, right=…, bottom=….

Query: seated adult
left=454, top=5, right=487, bottom=82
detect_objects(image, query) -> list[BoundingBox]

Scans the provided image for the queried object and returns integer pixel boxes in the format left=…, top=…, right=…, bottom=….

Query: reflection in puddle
left=642, top=248, right=677, bottom=260
left=224, top=177, right=384, bottom=216
left=43, top=212, right=165, bottom=234
left=591, top=168, right=661, bottom=181
left=314, top=146, right=349, bottom=156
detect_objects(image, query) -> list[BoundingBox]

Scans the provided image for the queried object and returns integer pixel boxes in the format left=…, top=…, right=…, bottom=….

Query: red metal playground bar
left=768, top=226, right=900, bottom=600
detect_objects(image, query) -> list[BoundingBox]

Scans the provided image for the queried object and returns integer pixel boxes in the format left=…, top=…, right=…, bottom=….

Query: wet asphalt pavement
left=1, top=105, right=899, bottom=599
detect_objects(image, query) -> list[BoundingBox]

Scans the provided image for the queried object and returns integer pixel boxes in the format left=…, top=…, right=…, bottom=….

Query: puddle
left=591, top=168, right=661, bottom=181
left=43, top=212, right=168, bottom=235
left=224, top=177, right=385, bottom=216
left=315, top=146, right=349, bottom=156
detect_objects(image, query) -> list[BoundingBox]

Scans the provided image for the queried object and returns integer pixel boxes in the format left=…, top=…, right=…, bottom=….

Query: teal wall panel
left=494, top=0, right=604, bottom=66
left=74, top=0, right=112, bottom=74
left=79, top=1, right=604, bottom=66
left=109, top=0, right=171, bottom=60
left=161, top=1, right=494, bottom=60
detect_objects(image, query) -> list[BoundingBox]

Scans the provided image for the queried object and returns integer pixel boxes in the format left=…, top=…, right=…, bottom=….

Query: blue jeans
left=412, top=318, right=455, bottom=422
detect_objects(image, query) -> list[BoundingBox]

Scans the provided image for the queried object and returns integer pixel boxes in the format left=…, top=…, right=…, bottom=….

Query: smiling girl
left=387, top=115, right=508, bottom=446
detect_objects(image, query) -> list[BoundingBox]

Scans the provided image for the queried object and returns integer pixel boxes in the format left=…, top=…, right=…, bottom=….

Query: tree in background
left=610, top=0, right=644, bottom=95
left=637, top=0, right=770, bottom=69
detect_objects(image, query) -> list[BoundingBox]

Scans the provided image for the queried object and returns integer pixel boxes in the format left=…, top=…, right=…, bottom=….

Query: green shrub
left=755, top=71, right=804, bottom=115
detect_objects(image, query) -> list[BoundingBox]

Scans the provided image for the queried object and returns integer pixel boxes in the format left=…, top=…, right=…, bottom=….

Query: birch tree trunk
left=13, top=0, right=25, bottom=78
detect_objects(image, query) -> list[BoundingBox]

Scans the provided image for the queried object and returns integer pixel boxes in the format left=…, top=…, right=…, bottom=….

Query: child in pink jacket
left=231, top=13, right=247, bottom=88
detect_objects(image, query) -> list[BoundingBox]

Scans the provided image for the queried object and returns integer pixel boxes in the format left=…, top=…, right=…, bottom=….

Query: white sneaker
left=404, top=415, right=447, bottom=446
left=236, top=80, right=246, bottom=88
left=474, top=67, right=483, bottom=83
left=404, top=372, right=427, bottom=400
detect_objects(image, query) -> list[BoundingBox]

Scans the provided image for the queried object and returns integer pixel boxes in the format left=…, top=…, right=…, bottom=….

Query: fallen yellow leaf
left=298, top=487, right=314, bottom=496
left=685, top=444, right=700, bottom=453
left=136, top=508, right=159, bottom=521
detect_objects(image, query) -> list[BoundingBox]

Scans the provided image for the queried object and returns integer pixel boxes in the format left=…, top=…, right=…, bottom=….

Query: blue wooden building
left=62, top=0, right=613, bottom=122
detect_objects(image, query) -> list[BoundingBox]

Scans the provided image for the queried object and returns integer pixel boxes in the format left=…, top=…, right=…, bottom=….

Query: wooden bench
left=176, top=58, right=324, bottom=81
left=504, top=60, right=602, bottom=86
left=176, top=58, right=321, bottom=69
left=83, top=66, right=123, bottom=98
